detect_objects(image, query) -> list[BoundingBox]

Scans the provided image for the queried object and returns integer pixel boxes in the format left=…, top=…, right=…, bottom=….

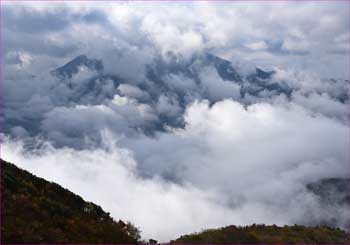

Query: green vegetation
left=1, top=159, right=141, bottom=244
left=171, top=224, right=350, bottom=244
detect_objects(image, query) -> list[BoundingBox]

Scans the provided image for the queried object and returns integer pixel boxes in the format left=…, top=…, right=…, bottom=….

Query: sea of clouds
left=1, top=1, right=350, bottom=241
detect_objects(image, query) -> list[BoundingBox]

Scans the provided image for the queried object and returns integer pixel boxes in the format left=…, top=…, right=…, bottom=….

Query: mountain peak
left=51, top=55, right=103, bottom=79
left=255, top=67, right=275, bottom=79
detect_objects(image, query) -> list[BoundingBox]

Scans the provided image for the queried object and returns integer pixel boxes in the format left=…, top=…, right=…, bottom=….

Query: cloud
left=40, top=95, right=158, bottom=148
left=2, top=99, right=349, bottom=241
left=117, top=84, right=151, bottom=101
left=245, top=41, right=268, bottom=51
left=3, top=2, right=350, bottom=78
left=126, top=100, right=349, bottom=187
left=156, top=94, right=182, bottom=118
left=125, top=100, right=349, bottom=232
left=1, top=135, right=238, bottom=242
left=291, top=91, right=349, bottom=122
left=198, top=67, right=241, bottom=101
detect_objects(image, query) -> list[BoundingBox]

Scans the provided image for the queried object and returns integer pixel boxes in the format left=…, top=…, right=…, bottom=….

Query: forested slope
left=170, top=224, right=350, bottom=244
left=1, top=159, right=140, bottom=244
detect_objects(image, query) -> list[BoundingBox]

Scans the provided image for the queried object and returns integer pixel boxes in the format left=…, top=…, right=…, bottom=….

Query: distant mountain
left=170, top=224, right=350, bottom=244
left=146, top=52, right=291, bottom=98
left=50, top=53, right=292, bottom=106
left=48, top=53, right=350, bottom=117
left=0, top=159, right=141, bottom=244
left=205, top=53, right=243, bottom=82
left=5, top=52, right=347, bottom=142
left=307, top=178, right=350, bottom=206
left=306, top=178, right=350, bottom=228
left=51, top=54, right=103, bottom=79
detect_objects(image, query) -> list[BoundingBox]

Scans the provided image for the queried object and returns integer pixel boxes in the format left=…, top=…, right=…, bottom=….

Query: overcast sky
left=3, top=1, right=350, bottom=79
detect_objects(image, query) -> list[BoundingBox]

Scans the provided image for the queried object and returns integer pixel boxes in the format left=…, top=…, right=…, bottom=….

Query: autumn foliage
left=171, top=223, right=350, bottom=244
left=1, top=159, right=141, bottom=244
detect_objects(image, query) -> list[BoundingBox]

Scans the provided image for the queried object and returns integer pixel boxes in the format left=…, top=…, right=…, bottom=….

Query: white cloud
left=117, top=83, right=150, bottom=101
left=292, top=91, right=349, bottom=121
left=3, top=99, right=349, bottom=241
left=156, top=94, right=182, bottom=118
left=40, top=95, right=158, bottom=147
left=246, top=41, right=267, bottom=51
left=1, top=135, right=237, bottom=242
left=199, top=67, right=241, bottom=101
left=4, top=2, right=349, bottom=78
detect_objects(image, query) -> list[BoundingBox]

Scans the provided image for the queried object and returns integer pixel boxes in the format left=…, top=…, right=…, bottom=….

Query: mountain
left=170, top=224, right=350, bottom=244
left=145, top=52, right=291, bottom=98
left=0, top=159, right=141, bottom=244
left=46, top=52, right=348, bottom=110
left=47, top=52, right=294, bottom=134
left=5, top=52, right=348, bottom=144
left=50, top=53, right=292, bottom=106
left=51, top=54, right=104, bottom=79
left=306, top=178, right=350, bottom=227
left=307, top=178, right=350, bottom=206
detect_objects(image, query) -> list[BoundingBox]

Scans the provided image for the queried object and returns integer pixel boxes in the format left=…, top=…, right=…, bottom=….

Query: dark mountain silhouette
left=1, top=159, right=141, bottom=244
left=51, top=54, right=103, bottom=79
left=307, top=178, right=350, bottom=206
left=51, top=53, right=292, bottom=105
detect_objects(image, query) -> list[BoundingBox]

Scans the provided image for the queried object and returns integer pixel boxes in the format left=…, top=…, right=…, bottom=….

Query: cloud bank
left=2, top=99, right=349, bottom=241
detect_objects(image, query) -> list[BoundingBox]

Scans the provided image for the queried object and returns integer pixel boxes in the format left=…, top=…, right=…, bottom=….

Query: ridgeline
left=1, top=159, right=141, bottom=244
left=170, top=224, right=350, bottom=244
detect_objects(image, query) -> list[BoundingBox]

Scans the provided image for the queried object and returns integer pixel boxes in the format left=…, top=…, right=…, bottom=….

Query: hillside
left=170, top=224, right=350, bottom=244
left=0, top=159, right=140, bottom=244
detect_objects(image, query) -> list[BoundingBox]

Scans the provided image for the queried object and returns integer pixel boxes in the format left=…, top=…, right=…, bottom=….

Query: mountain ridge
left=1, top=158, right=141, bottom=244
left=170, top=223, right=350, bottom=244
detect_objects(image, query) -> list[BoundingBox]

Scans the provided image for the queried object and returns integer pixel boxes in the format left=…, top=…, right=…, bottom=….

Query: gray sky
left=3, top=1, right=350, bottom=79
